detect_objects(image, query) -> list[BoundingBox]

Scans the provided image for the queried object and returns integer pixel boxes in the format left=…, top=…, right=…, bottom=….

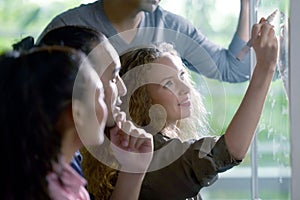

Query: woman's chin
left=180, top=112, right=191, bottom=120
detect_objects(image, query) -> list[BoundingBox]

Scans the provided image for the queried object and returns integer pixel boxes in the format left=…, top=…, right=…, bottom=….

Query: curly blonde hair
left=81, top=43, right=209, bottom=200
left=80, top=144, right=119, bottom=200
left=120, top=42, right=208, bottom=140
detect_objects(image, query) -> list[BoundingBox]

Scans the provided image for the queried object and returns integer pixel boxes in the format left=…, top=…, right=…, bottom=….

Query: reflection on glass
left=255, top=1, right=290, bottom=200
left=160, top=0, right=291, bottom=199
left=279, top=10, right=289, bottom=98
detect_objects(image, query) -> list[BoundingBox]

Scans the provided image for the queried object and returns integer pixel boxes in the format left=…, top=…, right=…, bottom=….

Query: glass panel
left=255, top=1, right=290, bottom=199
left=0, top=0, right=292, bottom=199
left=0, top=0, right=97, bottom=51
left=160, top=0, right=291, bottom=199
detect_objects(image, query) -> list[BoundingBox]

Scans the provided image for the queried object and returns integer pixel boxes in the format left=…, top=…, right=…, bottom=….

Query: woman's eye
left=163, top=81, right=172, bottom=88
left=179, top=72, right=185, bottom=80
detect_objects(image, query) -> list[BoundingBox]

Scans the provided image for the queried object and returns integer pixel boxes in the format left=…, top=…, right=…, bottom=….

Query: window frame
left=289, top=0, right=300, bottom=199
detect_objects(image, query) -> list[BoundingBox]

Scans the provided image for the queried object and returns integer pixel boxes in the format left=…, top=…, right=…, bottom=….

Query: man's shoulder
left=57, top=1, right=100, bottom=17
left=152, top=6, right=193, bottom=28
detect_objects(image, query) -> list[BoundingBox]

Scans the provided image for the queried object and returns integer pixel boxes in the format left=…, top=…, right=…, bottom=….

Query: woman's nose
left=178, top=80, right=190, bottom=95
left=117, top=76, right=127, bottom=97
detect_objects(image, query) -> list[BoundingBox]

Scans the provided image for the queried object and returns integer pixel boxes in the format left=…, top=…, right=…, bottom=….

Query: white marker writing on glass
left=236, top=9, right=278, bottom=61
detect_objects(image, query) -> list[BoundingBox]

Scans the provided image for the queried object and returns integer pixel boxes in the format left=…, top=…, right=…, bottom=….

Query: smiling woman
left=81, top=26, right=279, bottom=198
left=117, top=29, right=278, bottom=198
left=141, top=54, right=192, bottom=122
left=1, top=0, right=292, bottom=199
left=119, top=43, right=207, bottom=140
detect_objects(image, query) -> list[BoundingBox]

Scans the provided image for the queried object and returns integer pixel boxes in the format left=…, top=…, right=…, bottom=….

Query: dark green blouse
left=139, top=134, right=241, bottom=200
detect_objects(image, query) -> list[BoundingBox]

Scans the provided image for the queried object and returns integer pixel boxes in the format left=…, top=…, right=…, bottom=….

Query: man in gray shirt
left=38, top=0, right=250, bottom=83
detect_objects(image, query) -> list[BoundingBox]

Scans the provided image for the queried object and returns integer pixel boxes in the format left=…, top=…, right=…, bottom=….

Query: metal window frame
left=290, top=0, right=300, bottom=199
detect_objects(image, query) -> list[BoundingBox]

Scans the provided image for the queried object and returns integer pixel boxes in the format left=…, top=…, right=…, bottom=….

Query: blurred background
left=0, top=0, right=291, bottom=199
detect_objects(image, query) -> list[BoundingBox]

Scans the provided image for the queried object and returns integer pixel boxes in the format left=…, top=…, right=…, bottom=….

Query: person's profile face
left=89, top=41, right=127, bottom=127
left=145, top=53, right=191, bottom=123
left=101, top=59, right=127, bottom=127
left=73, top=62, right=108, bottom=146
left=94, top=80, right=108, bottom=142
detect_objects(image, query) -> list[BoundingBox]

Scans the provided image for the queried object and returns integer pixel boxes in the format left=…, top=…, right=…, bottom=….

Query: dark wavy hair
left=37, top=25, right=105, bottom=54
left=37, top=25, right=119, bottom=199
left=0, top=46, right=85, bottom=199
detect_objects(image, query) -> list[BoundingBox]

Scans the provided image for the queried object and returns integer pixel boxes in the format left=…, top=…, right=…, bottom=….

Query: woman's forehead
left=88, top=41, right=120, bottom=76
left=82, top=61, right=102, bottom=87
left=154, top=53, right=183, bottom=71
left=144, top=63, right=182, bottom=83
left=150, top=54, right=183, bottom=77
left=102, top=40, right=119, bottom=59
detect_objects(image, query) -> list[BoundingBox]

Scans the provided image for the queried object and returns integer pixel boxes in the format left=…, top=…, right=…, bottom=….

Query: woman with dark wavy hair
left=0, top=46, right=107, bottom=199
left=37, top=25, right=154, bottom=200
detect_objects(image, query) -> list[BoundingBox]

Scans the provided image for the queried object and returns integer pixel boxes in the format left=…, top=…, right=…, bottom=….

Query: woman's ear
left=72, top=99, right=85, bottom=128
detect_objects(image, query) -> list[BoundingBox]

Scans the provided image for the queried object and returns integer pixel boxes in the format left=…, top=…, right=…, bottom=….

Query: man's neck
left=103, top=0, right=143, bottom=32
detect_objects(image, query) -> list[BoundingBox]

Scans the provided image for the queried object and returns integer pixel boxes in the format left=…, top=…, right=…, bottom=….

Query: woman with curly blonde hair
left=82, top=19, right=278, bottom=199
left=80, top=43, right=207, bottom=199
left=120, top=43, right=208, bottom=141
left=120, top=18, right=277, bottom=199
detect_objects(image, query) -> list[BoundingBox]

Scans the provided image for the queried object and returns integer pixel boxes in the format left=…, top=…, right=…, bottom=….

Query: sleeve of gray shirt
left=37, top=2, right=251, bottom=83
left=152, top=7, right=251, bottom=83
left=36, top=2, right=102, bottom=44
